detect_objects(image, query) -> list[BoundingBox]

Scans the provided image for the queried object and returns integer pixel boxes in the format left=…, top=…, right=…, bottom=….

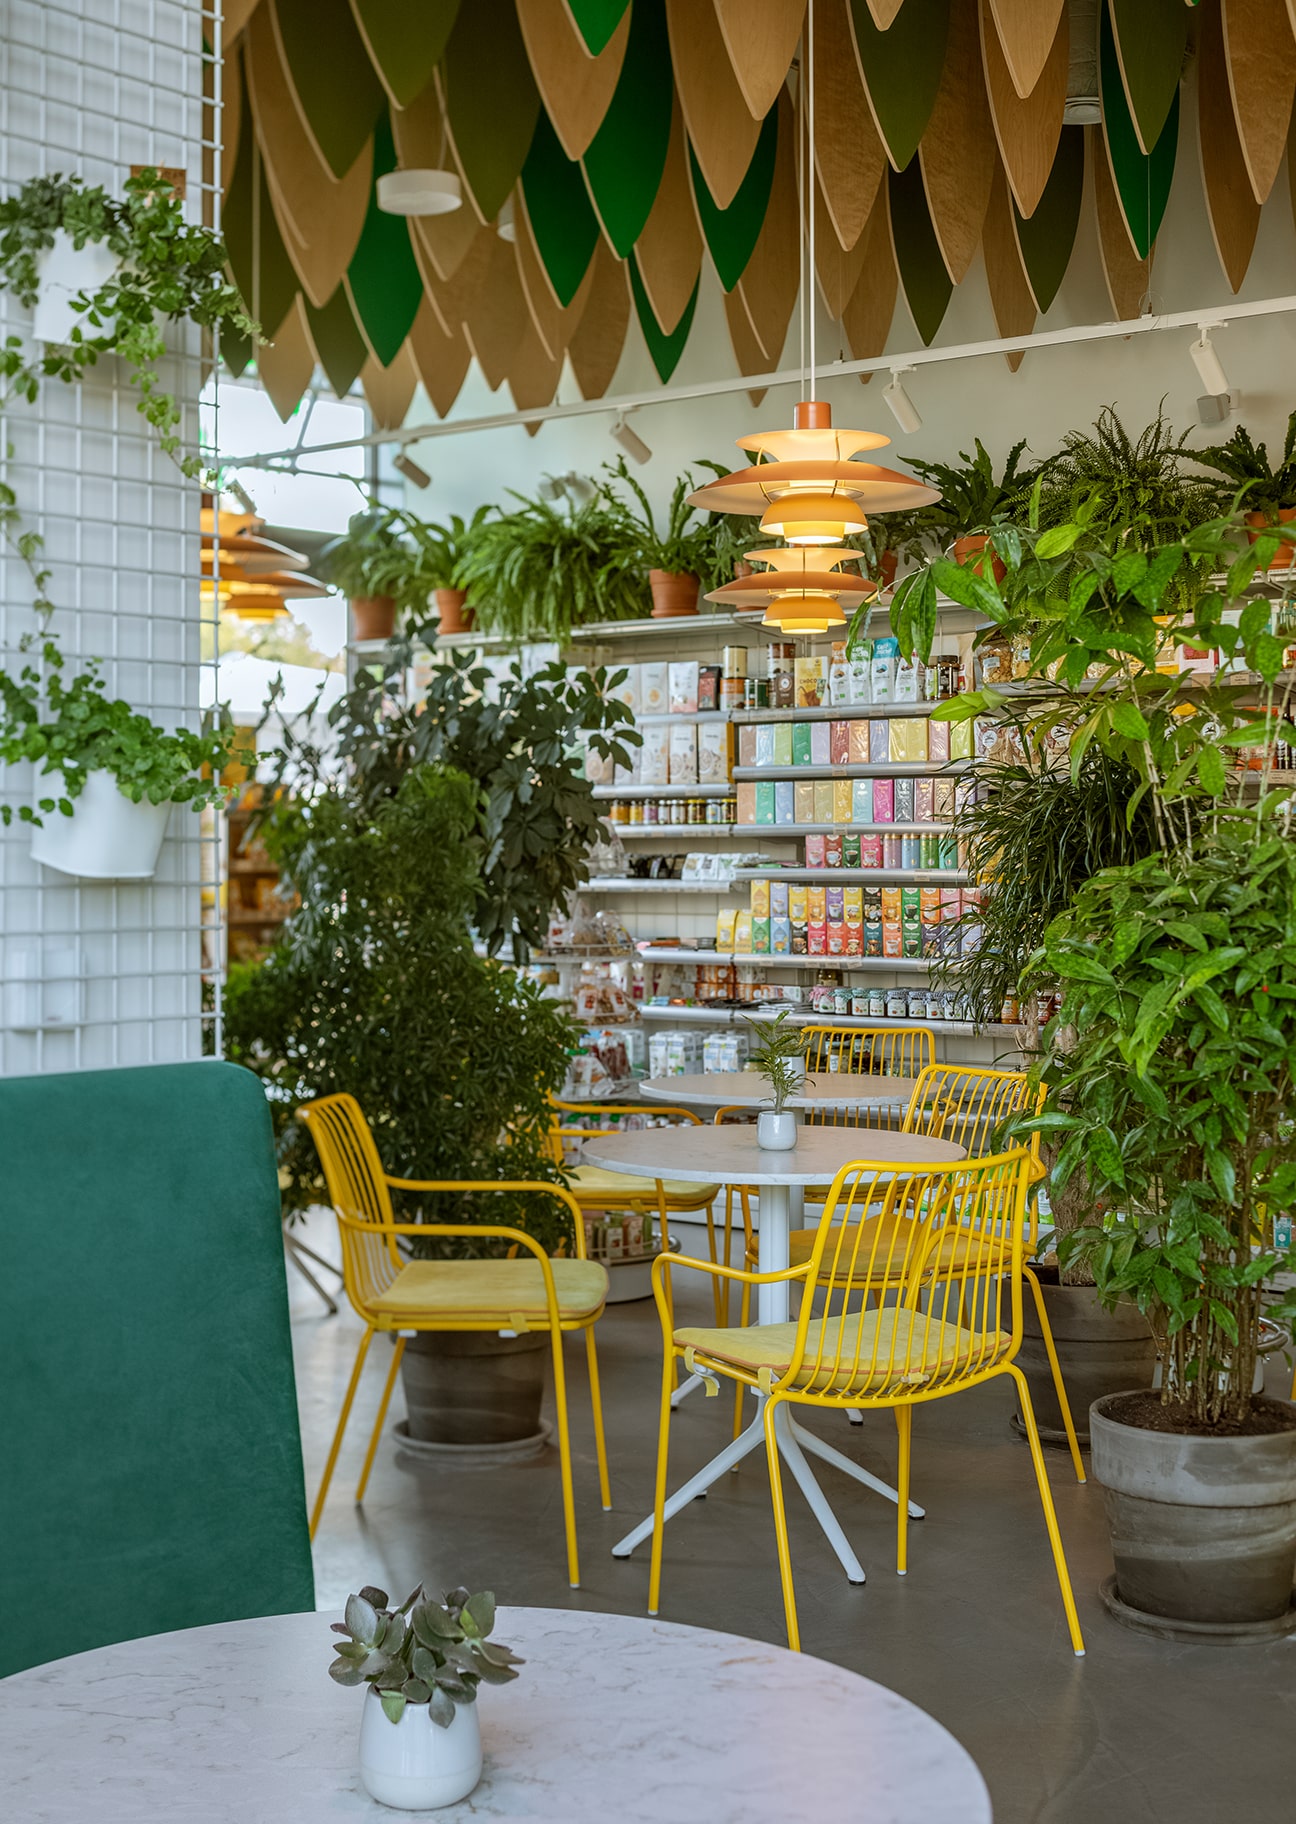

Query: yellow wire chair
left=299, top=1093, right=611, bottom=1589
left=648, top=1146, right=1086, bottom=1657
left=799, top=1024, right=937, bottom=1130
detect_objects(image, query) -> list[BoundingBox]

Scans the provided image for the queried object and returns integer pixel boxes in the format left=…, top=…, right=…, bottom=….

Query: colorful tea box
left=833, top=778, right=854, bottom=823
left=668, top=661, right=699, bottom=715
left=808, top=885, right=827, bottom=923
left=890, top=718, right=929, bottom=762
left=960, top=886, right=982, bottom=954
left=792, top=722, right=813, bottom=766
left=830, top=721, right=851, bottom=766
left=915, top=779, right=935, bottom=822
left=810, top=722, right=832, bottom=766
left=860, top=834, right=883, bottom=868
left=795, top=780, right=816, bottom=824
left=869, top=719, right=890, bottom=763
left=734, top=911, right=752, bottom=952
left=640, top=662, right=667, bottom=714
left=736, top=781, right=757, bottom=825
left=697, top=665, right=722, bottom=711
left=770, top=880, right=790, bottom=917
left=826, top=884, right=845, bottom=922
left=610, top=664, right=640, bottom=713
left=825, top=833, right=843, bottom=867
left=772, top=722, right=794, bottom=767
left=795, top=655, right=827, bottom=707
left=808, top=922, right=828, bottom=955
left=751, top=918, right=771, bottom=954
left=738, top=724, right=758, bottom=766
left=933, top=778, right=957, bottom=819
left=639, top=724, right=669, bottom=785
left=852, top=778, right=874, bottom=823
left=842, top=833, right=861, bottom=868
left=827, top=921, right=846, bottom=957
left=873, top=778, right=895, bottom=821
left=881, top=887, right=902, bottom=924
left=789, top=884, right=809, bottom=953
left=921, top=886, right=943, bottom=929
left=882, top=920, right=903, bottom=957
left=771, top=917, right=792, bottom=954
left=715, top=909, right=737, bottom=948
left=844, top=887, right=863, bottom=954
left=864, top=914, right=883, bottom=957
left=755, top=780, right=776, bottom=824
left=894, top=777, right=915, bottom=822
left=848, top=720, right=871, bottom=764
left=697, top=721, right=732, bottom=785
left=669, top=724, right=698, bottom=783
left=805, top=833, right=826, bottom=867
left=754, top=723, right=776, bottom=767
left=814, top=780, right=836, bottom=823
left=750, top=879, right=771, bottom=918
left=789, top=884, right=808, bottom=922
left=928, top=719, right=950, bottom=765
left=775, top=780, right=796, bottom=823
left=948, top=717, right=975, bottom=761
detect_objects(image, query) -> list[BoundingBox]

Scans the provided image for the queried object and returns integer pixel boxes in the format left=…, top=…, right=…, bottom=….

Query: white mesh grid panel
left=0, top=0, right=220, bottom=1074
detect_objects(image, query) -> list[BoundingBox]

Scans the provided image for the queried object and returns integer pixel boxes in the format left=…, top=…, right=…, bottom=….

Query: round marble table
left=639, top=1070, right=919, bottom=1113
left=581, top=1125, right=965, bottom=1576
left=0, top=1608, right=992, bottom=1823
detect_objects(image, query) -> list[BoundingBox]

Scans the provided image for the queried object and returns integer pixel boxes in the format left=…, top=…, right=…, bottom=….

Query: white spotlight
left=610, top=413, right=652, bottom=464
left=377, top=169, right=463, bottom=217
left=1190, top=329, right=1229, bottom=398
left=393, top=451, right=432, bottom=489
left=1197, top=392, right=1234, bottom=428
left=883, top=369, right=922, bottom=436
left=228, top=479, right=258, bottom=515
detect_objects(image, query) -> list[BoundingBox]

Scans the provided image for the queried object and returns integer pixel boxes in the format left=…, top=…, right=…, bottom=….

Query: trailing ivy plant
left=0, top=636, right=232, bottom=824
left=329, top=1582, right=523, bottom=1727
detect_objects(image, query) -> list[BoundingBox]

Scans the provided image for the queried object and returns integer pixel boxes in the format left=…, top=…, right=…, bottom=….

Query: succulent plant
left=328, top=1582, right=524, bottom=1726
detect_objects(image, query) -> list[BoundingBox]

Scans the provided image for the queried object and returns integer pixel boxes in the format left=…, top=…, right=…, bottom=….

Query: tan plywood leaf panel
left=980, top=0, right=1067, bottom=218
left=919, top=0, right=996, bottom=283
left=668, top=0, right=764, bottom=210
left=222, top=44, right=243, bottom=198
left=723, top=286, right=771, bottom=407
left=1093, top=124, right=1153, bottom=319
left=407, top=295, right=471, bottom=418
left=515, top=186, right=597, bottom=358
left=392, top=83, right=480, bottom=282
left=462, top=232, right=530, bottom=390
left=864, top=0, right=905, bottom=23
left=1202, top=0, right=1263, bottom=289
left=982, top=162, right=1034, bottom=370
left=734, top=89, right=799, bottom=360
left=813, top=0, right=888, bottom=250
left=632, top=91, right=704, bottom=334
left=840, top=180, right=898, bottom=360
left=257, top=294, right=316, bottom=420
left=361, top=345, right=418, bottom=430
left=713, top=0, right=805, bottom=121
left=507, top=312, right=565, bottom=416
left=412, top=218, right=495, bottom=336
left=246, top=3, right=372, bottom=306
left=986, top=0, right=1066, bottom=100
left=1222, top=0, right=1296, bottom=204
left=516, top=0, right=631, bottom=160
left=814, top=177, right=869, bottom=318
left=568, top=237, right=631, bottom=398
left=225, top=0, right=262, bottom=45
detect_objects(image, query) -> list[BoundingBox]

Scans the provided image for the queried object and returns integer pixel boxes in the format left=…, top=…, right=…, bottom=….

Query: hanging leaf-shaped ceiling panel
left=982, top=163, right=1033, bottom=370
left=347, top=0, right=461, bottom=110
left=690, top=100, right=779, bottom=291
left=272, top=0, right=386, bottom=179
left=1092, top=122, right=1153, bottom=318
left=864, top=0, right=906, bottom=25
left=462, top=231, right=531, bottom=389
left=919, top=0, right=996, bottom=284
left=224, top=82, right=301, bottom=341
left=521, top=108, right=601, bottom=307
left=516, top=0, right=630, bottom=161
left=565, top=0, right=632, bottom=56
left=515, top=183, right=598, bottom=358
left=714, top=0, right=806, bottom=122
left=1099, top=0, right=1178, bottom=260
left=1011, top=125, right=1084, bottom=312
left=413, top=218, right=496, bottom=336
left=361, top=345, right=418, bottom=430
left=630, top=253, right=698, bottom=382
left=258, top=294, right=316, bottom=421
left=724, top=284, right=771, bottom=406
left=633, top=90, right=703, bottom=334
left=582, top=0, right=673, bottom=255
left=391, top=87, right=479, bottom=282
left=1199, top=0, right=1261, bottom=293
left=733, top=88, right=798, bottom=361
left=849, top=0, right=951, bottom=173
left=568, top=237, right=631, bottom=397
left=841, top=185, right=898, bottom=367
left=814, top=178, right=869, bottom=319
left=888, top=156, right=953, bottom=344
left=222, top=43, right=242, bottom=196
left=438, top=0, right=541, bottom=223
left=346, top=112, right=424, bottom=365
left=667, top=0, right=763, bottom=210
left=305, top=283, right=370, bottom=398
left=507, top=313, right=565, bottom=414
left=986, top=0, right=1066, bottom=100
left=814, top=0, right=887, bottom=250
left=1108, top=0, right=1187, bottom=158
left=1222, top=0, right=1296, bottom=205
left=980, top=0, right=1067, bottom=218
left=407, top=294, right=471, bottom=419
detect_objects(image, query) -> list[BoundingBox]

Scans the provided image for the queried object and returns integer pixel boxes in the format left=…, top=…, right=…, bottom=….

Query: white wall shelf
left=640, top=1006, right=1015, bottom=1035
left=731, top=869, right=970, bottom=885
left=636, top=948, right=943, bottom=971
left=607, top=824, right=785, bottom=841
left=593, top=783, right=735, bottom=799
left=732, top=701, right=950, bottom=723
left=582, top=879, right=746, bottom=894
left=734, top=763, right=967, bottom=781
left=731, top=822, right=954, bottom=837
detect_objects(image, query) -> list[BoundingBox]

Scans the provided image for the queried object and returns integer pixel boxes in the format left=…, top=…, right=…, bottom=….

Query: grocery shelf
left=635, top=947, right=943, bottom=971
left=734, top=763, right=967, bottom=781
left=732, top=701, right=950, bottom=723
left=635, top=710, right=730, bottom=725
left=581, top=878, right=746, bottom=894
left=607, top=823, right=782, bottom=840
left=593, top=782, right=735, bottom=799
left=639, top=1004, right=1015, bottom=1036
left=732, top=868, right=970, bottom=884
left=731, top=822, right=953, bottom=836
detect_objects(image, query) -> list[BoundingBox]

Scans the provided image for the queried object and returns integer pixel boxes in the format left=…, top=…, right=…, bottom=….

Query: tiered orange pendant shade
left=690, top=401, right=940, bottom=631
left=200, top=508, right=327, bottom=621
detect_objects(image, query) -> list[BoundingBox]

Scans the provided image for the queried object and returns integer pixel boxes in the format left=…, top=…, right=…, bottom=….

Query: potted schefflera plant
left=743, top=1007, right=808, bottom=1150
left=0, top=638, right=231, bottom=878
left=329, top=1581, right=522, bottom=1810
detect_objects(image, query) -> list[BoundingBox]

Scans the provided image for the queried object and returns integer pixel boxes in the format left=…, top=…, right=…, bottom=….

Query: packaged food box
left=833, top=777, right=854, bottom=823
left=792, top=722, right=813, bottom=766
left=827, top=920, right=846, bottom=956
left=810, top=721, right=832, bottom=765
left=751, top=917, right=770, bottom=954
left=795, top=655, right=827, bottom=707
left=614, top=752, right=640, bottom=785
left=668, top=661, right=699, bottom=715
left=755, top=723, right=776, bottom=767
left=808, top=921, right=827, bottom=955
left=775, top=780, right=796, bottom=824
left=639, top=724, right=670, bottom=785
left=669, top=724, right=698, bottom=784
left=949, top=717, right=975, bottom=761
left=772, top=722, right=794, bottom=766
left=869, top=719, right=890, bottom=763
left=610, top=663, right=640, bottom=713
left=771, top=916, right=792, bottom=954
left=734, top=910, right=753, bottom=952
left=788, top=885, right=808, bottom=922
left=891, top=718, right=929, bottom=762
left=826, top=885, right=845, bottom=922
left=814, top=780, right=836, bottom=822
left=795, top=780, right=816, bottom=824
left=755, top=780, right=776, bottom=824
left=894, top=777, right=915, bottom=822
left=640, top=662, right=668, bottom=714
left=842, top=834, right=861, bottom=867
left=806, top=833, right=826, bottom=867
left=750, top=879, right=771, bottom=918
left=825, top=832, right=843, bottom=867
left=853, top=778, right=874, bottom=823
left=873, top=778, right=895, bottom=820
left=697, top=665, right=722, bottom=712
left=882, top=919, right=903, bottom=957
left=860, top=834, right=882, bottom=868
left=715, top=908, right=737, bottom=948
left=915, top=779, right=934, bottom=821
left=697, top=721, right=732, bottom=785
left=738, top=724, right=758, bottom=766
left=928, top=719, right=950, bottom=765
left=921, top=886, right=943, bottom=926
left=864, top=916, right=883, bottom=956
left=808, top=884, right=827, bottom=922
left=770, top=879, right=789, bottom=916
left=881, top=886, right=903, bottom=923
left=736, top=781, right=757, bottom=825
left=830, top=721, right=851, bottom=765
left=848, top=720, right=871, bottom=763
left=933, top=778, right=957, bottom=818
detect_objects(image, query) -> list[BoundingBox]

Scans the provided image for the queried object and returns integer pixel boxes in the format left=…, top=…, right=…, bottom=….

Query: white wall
left=401, top=70, right=1296, bottom=521
left=0, top=0, right=211, bottom=1074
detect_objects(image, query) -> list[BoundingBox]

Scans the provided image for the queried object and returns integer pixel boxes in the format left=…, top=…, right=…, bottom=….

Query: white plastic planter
left=29, top=768, right=171, bottom=880
left=357, top=1687, right=483, bottom=1810
left=32, top=230, right=119, bottom=344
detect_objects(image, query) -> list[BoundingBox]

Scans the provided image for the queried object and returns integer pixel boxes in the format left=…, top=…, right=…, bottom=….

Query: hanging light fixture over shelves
left=704, top=546, right=878, bottom=633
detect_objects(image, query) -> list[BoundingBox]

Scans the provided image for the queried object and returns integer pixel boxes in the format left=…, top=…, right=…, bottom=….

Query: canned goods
left=630, top=799, right=643, bottom=823
left=723, top=646, right=748, bottom=678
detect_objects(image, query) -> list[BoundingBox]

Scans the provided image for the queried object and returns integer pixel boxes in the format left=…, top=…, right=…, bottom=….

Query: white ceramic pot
left=32, top=230, right=119, bottom=344
left=757, top=1109, right=798, bottom=1150
left=358, top=1689, right=483, bottom=1811
left=29, top=768, right=171, bottom=879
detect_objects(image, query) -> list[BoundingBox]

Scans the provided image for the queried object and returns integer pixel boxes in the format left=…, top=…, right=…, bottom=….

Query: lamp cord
left=808, top=0, right=816, bottom=401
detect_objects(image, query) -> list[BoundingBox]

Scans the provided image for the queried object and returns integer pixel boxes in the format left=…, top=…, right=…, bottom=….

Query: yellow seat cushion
left=675, top=1307, right=1003, bottom=1396
left=369, top=1257, right=608, bottom=1325
left=568, top=1165, right=719, bottom=1208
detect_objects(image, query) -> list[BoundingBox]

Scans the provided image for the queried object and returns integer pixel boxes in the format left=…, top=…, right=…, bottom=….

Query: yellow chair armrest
left=376, top=1178, right=588, bottom=1258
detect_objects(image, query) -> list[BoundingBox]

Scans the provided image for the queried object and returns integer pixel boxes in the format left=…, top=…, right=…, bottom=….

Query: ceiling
left=218, top=0, right=1296, bottom=429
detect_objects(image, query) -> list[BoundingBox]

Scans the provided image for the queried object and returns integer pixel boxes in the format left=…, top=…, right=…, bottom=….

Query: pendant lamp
left=704, top=544, right=878, bottom=632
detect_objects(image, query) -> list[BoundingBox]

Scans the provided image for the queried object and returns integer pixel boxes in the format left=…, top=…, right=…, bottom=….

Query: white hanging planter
left=29, top=768, right=171, bottom=880
left=357, top=1687, right=483, bottom=1810
left=32, top=229, right=119, bottom=345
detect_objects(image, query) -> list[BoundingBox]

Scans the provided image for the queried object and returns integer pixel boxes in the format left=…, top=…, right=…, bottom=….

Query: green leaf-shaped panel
left=522, top=110, right=601, bottom=307
left=441, top=0, right=541, bottom=222
left=1109, top=0, right=1187, bottom=157
left=848, top=0, right=950, bottom=174
left=1012, top=126, right=1085, bottom=313
left=273, top=0, right=386, bottom=179
left=305, top=284, right=369, bottom=398
left=1100, top=0, right=1179, bottom=259
left=565, top=0, right=632, bottom=57
left=348, top=0, right=462, bottom=110
left=888, top=159, right=952, bottom=346
left=581, top=0, right=673, bottom=256
left=690, top=103, right=778, bottom=293
left=629, top=254, right=697, bottom=382
left=223, top=74, right=300, bottom=342
left=347, top=110, right=424, bottom=365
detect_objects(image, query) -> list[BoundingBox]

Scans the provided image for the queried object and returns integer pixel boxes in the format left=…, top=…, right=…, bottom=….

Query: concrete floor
left=290, top=1215, right=1296, bottom=1824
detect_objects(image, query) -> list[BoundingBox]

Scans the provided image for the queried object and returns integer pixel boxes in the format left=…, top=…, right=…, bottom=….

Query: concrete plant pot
left=1012, top=1276, right=1156, bottom=1447
left=1090, top=1390, right=1296, bottom=1640
left=398, top=1330, right=550, bottom=1460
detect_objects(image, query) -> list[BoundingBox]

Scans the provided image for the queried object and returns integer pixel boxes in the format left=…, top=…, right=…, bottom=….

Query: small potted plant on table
left=743, top=1007, right=808, bottom=1150
left=329, top=1581, right=522, bottom=1809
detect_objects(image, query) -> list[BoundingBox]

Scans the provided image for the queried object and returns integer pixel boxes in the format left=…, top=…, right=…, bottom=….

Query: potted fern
left=1197, top=410, right=1296, bottom=571
left=742, top=1007, right=808, bottom=1150
left=318, top=509, right=413, bottom=642
left=400, top=505, right=494, bottom=636
left=908, top=438, right=1040, bottom=580
left=454, top=491, right=646, bottom=640
left=600, top=457, right=727, bottom=617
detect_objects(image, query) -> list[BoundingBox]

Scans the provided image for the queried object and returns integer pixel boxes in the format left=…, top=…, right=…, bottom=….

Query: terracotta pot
left=350, top=594, right=397, bottom=642
left=733, top=560, right=754, bottom=580
left=876, top=548, right=899, bottom=589
left=648, top=569, right=700, bottom=617
left=1245, top=507, right=1296, bottom=571
left=951, top=533, right=1006, bottom=583
left=434, top=586, right=473, bottom=635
